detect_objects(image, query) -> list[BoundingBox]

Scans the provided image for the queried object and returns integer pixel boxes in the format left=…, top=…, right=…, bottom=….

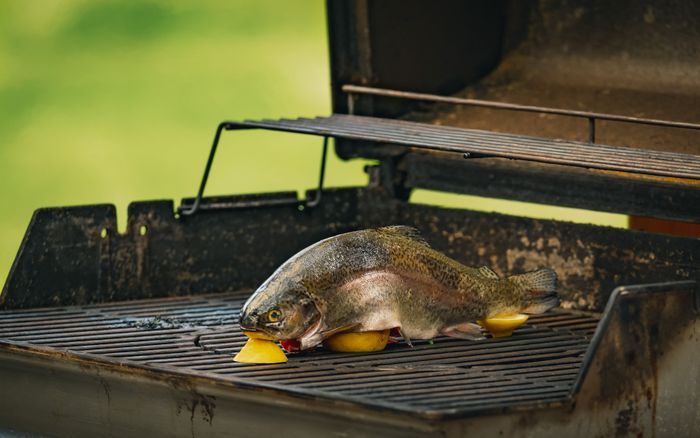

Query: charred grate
left=237, top=115, right=700, bottom=179
left=0, top=291, right=599, bottom=418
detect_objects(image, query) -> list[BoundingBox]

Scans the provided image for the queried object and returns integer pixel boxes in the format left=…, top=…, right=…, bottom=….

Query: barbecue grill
left=2, top=1, right=699, bottom=437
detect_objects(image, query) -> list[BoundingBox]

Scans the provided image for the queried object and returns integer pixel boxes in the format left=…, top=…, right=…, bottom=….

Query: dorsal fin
left=377, top=225, right=430, bottom=247
left=478, top=266, right=500, bottom=279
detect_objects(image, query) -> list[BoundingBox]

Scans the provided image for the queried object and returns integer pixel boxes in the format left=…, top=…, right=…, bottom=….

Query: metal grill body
left=0, top=291, right=597, bottom=418
left=1, top=279, right=697, bottom=437
left=3, top=0, right=700, bottom=436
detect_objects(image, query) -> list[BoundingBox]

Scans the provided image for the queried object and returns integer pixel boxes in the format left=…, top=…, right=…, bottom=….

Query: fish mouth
left=239, top=325, right=281, bottom=341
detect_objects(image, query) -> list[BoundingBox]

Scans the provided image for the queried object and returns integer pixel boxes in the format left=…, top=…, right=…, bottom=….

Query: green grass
left=0, top=0, right=625, bottom=287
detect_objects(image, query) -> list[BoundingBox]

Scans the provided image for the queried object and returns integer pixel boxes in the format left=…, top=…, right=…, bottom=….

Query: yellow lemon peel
left=323, top=330, right=390, bottom=352
left=242, top=331, right=274, bottom=340
left=234, top=333, right=287, bottom=364
left=477, top=314, right=529, bottom=338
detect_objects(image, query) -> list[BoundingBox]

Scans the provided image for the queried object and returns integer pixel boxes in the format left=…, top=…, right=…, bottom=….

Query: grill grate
left=0, top=291, right=599, bottom=418
left=235, top=114, right=700, bottom=179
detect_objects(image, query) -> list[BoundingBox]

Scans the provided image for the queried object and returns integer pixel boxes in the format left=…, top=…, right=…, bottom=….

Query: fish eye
left=267, top=309, right=282, bottom=322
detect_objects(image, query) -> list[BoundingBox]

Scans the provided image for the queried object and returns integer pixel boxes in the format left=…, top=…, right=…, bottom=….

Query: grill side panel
left=0, top=282, right=696, bottom=437
left=3, top=188, right=698, bottom=312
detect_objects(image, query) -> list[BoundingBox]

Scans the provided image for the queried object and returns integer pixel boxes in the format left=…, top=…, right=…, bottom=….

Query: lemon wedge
left=477, top=314, right=529, bottom=337
left=234, top=332, right=288, bottom=364
left=242, top=331, right=274, bottom=340
left=323, top=330, right=390, bottom=352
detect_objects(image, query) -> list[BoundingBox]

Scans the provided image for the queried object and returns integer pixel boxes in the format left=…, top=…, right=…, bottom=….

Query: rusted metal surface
left=328, top=1, right=700, bottom=156
left=326, top=0, right=700, bottom=226
left=327, top=0, right=505, bottom=118
left=1, top=189, right=362, bottom=309
left=0, top=344, right=439, bottom=438
left=3, top=188, right=698, bottom=311
left=568, top=281, right=700, bottom=437
left=432, top=281, right=700, bottom=437
left=400, top=154, right=700, bottom=223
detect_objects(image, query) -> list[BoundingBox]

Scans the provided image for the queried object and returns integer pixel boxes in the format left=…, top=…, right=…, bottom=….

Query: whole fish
left=240, top=226, right=558, bottom=350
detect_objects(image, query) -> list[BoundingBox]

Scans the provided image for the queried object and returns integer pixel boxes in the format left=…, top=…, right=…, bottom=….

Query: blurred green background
left=0, top=0, right=626, bottom=286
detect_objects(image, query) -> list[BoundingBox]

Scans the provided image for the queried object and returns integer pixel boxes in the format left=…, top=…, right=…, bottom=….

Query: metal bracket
left=179, top=123, right=328, bottom=216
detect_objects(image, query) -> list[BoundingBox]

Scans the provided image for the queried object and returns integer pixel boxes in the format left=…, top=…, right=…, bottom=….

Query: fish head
left=239, top=280, right=320, bottom=341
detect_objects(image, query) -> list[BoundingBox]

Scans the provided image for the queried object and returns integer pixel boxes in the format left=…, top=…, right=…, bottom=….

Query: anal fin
left=441, top=322, right=485, bottom=341
left=521, top=294, right=559, bottom=314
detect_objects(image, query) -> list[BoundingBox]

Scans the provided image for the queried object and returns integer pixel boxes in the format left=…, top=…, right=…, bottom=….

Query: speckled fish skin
left=239, top=226, right=558, bottom=349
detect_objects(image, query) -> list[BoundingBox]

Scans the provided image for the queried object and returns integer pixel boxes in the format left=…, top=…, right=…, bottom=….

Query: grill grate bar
left=69, top=338, right=193, bottom=351
left=179, top=338, right=585, bottom=372
left=245, top=349, right=585, bottom=390
left=541, top=317, right=600, bottom=328
left=0, top=292, right=600, bottom=418
left=428, top=388, right=572, bottom=409
left=294, top=335, right=585, bottom=365
left=337, top=365, right=581, bottom=397
left=379, top=380, right=571, bottom=404
left=0, top=316, right=110, bottom=332
left=312, top=115, right=697, bottom=165
left=220, top=356, right=583, bottom=381
left=112, top=348, right=207, bottom=360
left=526, top=313, right=593, bottom=323
left=288, top=350, right=585, bottom=390
left=0, top=311, right=96, bottom=323
left=239, top=115, right=700, bottom=179
left=80, top=341, right=194, bottom=355
left=104, top=305, right=241, bottom=318
left=364, top=370, right=580, bottom=400
left=190, top=336, right=587, bottom=374
left=44, top=331, right=193, bottom=348
left=306, top=115, right=699, bottom=164
left=288, top=116, right=691, bottom=168
left=9, top=326, right=192, bottom=343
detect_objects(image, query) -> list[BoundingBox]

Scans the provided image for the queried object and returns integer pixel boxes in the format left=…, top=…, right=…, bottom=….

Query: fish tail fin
left=507, top=268, right=559, bottom=314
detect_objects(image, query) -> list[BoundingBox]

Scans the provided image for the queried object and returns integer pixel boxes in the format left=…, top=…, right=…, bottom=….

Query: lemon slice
left=243, top=331, right=274, bottom=340
left=323, top=330, right=390, bottom=352
left=234, top=332, right=287, bottom=364
left=477, top=314, right=529, bottom=338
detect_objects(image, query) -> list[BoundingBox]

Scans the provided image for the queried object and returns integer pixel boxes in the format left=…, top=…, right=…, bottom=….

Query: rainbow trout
left=240, top=226, right=558, bottom=350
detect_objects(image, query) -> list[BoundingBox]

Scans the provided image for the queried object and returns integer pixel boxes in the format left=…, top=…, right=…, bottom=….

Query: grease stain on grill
left=120, top=314, right=237, bottom=330
left=0, top=291, right=600, bottom=417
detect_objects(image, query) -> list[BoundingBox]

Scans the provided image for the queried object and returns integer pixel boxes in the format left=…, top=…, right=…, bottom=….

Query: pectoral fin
left=298, top=317, right=325, bottom=350
left=441, top=322, right=485, bottom=341
left=299, top=322, right=362, bottom=350
left=321, top=323, right=360, bottom=339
